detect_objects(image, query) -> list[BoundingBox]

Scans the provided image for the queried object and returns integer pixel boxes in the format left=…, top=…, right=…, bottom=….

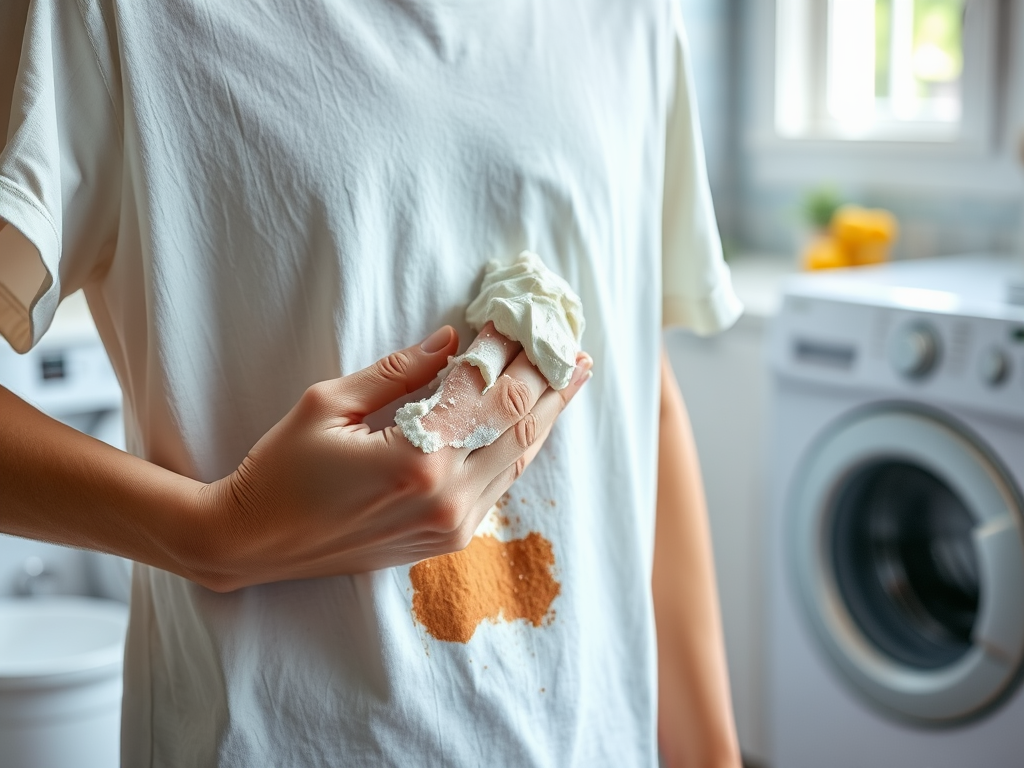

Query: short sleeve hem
left=663, top=274, right=743, bottom=336
left=0, top=175, right=60, bottom=353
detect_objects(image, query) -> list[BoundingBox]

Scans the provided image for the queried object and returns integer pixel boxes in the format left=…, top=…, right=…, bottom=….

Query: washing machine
left=764, top=255, right=1024, bottom=767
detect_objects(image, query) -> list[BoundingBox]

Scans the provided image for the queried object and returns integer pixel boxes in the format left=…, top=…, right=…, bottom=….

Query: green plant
left=801, top=186, right=844, bottom=230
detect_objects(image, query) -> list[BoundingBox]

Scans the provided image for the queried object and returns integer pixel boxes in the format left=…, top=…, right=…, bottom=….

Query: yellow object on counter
left=832, top=206, right=899, bottom=265
left=801, top=205, right=899, bottom=271
left=803, top=236, right=848, bottom=271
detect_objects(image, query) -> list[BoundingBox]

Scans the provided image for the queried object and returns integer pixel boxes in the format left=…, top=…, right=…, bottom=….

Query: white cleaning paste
left=395, top=251, right=585, bottom=454
left=394, top=387, right=447, bottom=453
left=466, top=251, right=585, bottom=391
left=430, top=333, right=510, bottom=394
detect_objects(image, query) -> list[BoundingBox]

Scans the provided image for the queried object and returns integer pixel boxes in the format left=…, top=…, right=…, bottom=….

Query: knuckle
left=375, top=351, right=414, bottom=383
left=448, top=525, right=475, bottom=553
left=495, top=376, right=531, bottom=422
left=558, top=384, right=576, bottom=409
left=428, top=501, right=463, bottom=534
left=511, top=455, right=528, bottom=482
left=404, top=457, right=442, bottom=496
left=299, top=381, right=332, bottom=414
left=513, top=413, right=538, bottom=450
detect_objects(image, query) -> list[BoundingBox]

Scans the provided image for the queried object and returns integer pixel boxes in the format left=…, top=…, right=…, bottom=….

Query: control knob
left=978, top=347, right=1010, bottom=387
left=889, top=323, right=940, bottom=379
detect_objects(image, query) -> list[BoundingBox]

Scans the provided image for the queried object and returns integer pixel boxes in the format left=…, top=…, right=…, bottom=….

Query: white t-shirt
left=0, top=1, right=741, bottom=765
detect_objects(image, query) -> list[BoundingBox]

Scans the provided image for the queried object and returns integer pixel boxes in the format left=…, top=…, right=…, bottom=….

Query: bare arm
left=653, top=348, right=741, bottom=768
left=0, top=383, right=205, bottom=572
left=0, top=323, right=590, bottom=590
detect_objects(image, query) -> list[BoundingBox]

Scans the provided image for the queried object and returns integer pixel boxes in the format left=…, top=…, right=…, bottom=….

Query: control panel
left=768, top=291, right=1024, bottom=421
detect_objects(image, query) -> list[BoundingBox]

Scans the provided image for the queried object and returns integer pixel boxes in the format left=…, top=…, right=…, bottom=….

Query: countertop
left=727, top=253, right=798, bottom=321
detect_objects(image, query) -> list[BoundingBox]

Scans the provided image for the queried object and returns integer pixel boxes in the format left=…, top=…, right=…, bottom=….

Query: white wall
left=666, top=314, right=771, bottom=766
left=678, top=0, right=739, bottom=239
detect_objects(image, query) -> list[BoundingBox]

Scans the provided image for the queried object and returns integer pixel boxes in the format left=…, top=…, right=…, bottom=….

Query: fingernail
left=570, top=356, right=593, bottom=387
left=420, top=326, right=453, bottom=353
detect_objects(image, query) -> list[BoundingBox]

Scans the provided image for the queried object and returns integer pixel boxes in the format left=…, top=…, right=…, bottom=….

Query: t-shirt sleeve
left=661, top=5, right=743, bottom=335
left=0, top=0, right=121, bottom=353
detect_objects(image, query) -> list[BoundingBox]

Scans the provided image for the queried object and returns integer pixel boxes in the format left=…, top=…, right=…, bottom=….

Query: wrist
left=159, top=473, right=234, bottom=591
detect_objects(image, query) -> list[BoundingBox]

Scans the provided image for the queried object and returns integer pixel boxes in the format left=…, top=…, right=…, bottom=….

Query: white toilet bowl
left=0, top=597, right=128, bottom=768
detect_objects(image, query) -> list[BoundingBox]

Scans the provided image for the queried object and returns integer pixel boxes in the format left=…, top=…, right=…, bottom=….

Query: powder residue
left=450, top=423, right=500, bottom=450
left=410, top=531, right=561, bottom=644
left=394, top=364, right=504, bottom=454
left=396, top=250, right=585, bottom=454
left=430, top=334, right=510, bottom=394
left=393, top=384, right=447, bottom=453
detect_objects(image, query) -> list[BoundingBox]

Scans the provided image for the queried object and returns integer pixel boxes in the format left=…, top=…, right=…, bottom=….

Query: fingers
left=466, top=321, right=521, bottom=370
left=421, top=347, right=550, bottom=450
left=476, top=348, right=550, bottom=430
left=417, top=336, right=539, bottom=449
left=331, top=327, right=459, bottom=419
left=463, top=353, right=591, bottom=492
left=468, top=422, right=553, bottom=529
left=450, top=321, right=521, bottom=394
left=382, top=351, right=589, bottom=560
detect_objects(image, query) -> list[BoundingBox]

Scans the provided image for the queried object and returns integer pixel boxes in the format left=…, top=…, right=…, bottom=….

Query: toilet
left=0, top=597, right=128, bottom=768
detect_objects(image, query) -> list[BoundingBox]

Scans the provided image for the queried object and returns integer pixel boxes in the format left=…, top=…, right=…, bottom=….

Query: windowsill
left=748, top=129, right=992, bottom=158
left=744, top=132, right=1024, bottom=196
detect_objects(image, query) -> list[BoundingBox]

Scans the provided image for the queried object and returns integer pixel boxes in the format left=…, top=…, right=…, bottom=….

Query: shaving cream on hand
left=395, top=251, right=586, bottom=454
left=465, top=251, right=585, bottom=391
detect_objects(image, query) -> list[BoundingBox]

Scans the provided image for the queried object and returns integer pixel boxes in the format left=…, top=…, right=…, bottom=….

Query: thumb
left=334, top=326, right=458, bottom=418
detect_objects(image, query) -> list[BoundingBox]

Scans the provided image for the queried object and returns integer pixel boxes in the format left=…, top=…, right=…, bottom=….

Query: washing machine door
left=791, top=408, right=1024, bottom=723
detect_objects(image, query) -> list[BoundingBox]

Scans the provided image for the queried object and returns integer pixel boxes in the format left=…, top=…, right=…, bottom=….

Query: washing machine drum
left=791, top=408, right=1024, bottom=723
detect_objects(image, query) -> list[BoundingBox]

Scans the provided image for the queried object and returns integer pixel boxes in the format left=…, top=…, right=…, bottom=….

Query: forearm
left=653, top=350, right=741, bottom=768
left=0, top=384, right=205, bottom=578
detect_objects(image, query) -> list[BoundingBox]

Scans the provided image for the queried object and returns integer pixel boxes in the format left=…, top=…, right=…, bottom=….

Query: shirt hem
left=0, top=175, right=61, bottom=351
left=662, top=278, right=744, bottom=336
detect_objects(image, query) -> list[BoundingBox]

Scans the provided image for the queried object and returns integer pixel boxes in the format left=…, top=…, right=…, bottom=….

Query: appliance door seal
left=790, top=406, right=1024, bottom=723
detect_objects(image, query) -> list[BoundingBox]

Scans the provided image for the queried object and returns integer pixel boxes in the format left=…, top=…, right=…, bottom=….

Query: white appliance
left=0, top=597, right=128, bottom=768
left=764, top=256, right=1024, bottom=767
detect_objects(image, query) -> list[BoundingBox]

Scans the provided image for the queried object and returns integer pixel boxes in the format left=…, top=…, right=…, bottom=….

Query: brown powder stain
left=409, top=532, right=561, bottom=643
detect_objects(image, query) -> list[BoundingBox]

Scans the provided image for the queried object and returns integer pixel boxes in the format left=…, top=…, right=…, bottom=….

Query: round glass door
left=791, top=409, right=1024, bottom=722
left=831, top=461, right=979, bottom=670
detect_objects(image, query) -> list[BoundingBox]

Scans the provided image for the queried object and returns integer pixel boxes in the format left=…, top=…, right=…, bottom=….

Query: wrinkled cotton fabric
left=0, top=1, right=741, bottom=765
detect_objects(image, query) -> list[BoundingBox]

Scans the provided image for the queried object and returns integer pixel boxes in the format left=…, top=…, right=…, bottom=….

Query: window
left=775, top=0, right=996, bottom=146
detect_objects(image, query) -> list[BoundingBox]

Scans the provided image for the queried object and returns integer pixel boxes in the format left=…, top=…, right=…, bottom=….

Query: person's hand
left=185, top=324, right=591, bottom=591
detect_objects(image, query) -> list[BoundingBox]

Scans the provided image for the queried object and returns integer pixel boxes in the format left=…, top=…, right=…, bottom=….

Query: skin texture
left=654, top=349, right=743, bottom=768
left=0, top=323, right=590, bottom=591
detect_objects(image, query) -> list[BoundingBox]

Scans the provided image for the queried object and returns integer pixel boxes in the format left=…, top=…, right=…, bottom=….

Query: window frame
left=777, top=0, right=994, bottom=146
left=746, top=0, right=1023, bottom=195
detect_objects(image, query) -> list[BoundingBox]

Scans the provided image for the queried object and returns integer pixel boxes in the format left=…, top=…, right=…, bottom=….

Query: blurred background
left=669, top=2, right=1024, bottom=766
left=681, top=0, right=1023, bottom=260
